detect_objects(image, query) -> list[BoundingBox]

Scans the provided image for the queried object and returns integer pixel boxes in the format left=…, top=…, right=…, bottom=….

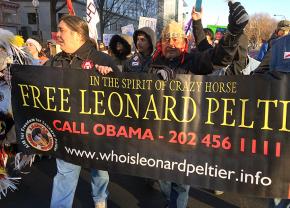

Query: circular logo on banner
left=81, top=59, right=94, bottom=70
left=24, top=120, right=55, bottom=151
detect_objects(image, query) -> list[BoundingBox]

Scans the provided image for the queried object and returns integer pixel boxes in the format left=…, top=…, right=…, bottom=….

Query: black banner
left=11, top=65, right=290, bottom=198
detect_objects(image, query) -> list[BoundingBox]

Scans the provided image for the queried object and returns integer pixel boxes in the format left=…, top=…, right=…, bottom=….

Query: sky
left=184, top=0, right=290, bottom=27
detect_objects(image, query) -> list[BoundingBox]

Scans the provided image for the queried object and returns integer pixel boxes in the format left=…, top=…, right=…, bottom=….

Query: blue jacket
left=270, top=34, right=290, bottom=72
left=256, top=42, right=268, bottom=61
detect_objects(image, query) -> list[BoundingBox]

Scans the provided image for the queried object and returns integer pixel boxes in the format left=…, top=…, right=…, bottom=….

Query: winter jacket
left=45, top=41, right=119, bottom=72
left=256, top=42, right=268, bottom=62
left=256, top=33, right=279, bottom=62
left=109, top=34, right=132, bottom=71
left=254, top=49, right=271, bottom=74
left=123, top=52, right=152, bottom=73
left=149, top=30, right=243, bottom=77
left=133, top=27, right=156, bottom=55
left=192, top=19, right=249, bottom=75
left=254, top=34, right=290, bottom=74
left=192, top=19, right=212, bottom=52
left=270, top=34, right=290, bottom=72
left=123, top=27, right=156, bottom=73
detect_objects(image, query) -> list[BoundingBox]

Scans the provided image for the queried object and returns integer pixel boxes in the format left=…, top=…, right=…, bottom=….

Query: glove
left=227, top=1, right=249, bottom=35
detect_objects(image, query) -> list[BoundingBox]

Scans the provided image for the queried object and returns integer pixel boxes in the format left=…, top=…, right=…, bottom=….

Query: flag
left=185, top=19, right=192, bottom=35
left=66, top=0, right=75, bottom=16
left=86, top=0, right=99, bottom=40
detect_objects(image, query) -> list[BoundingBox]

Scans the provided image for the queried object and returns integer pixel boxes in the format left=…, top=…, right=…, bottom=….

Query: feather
left=0, top=28, right=33, bottom=65
left=0, top=176, right=21, bottom=199
left=14, top=153, right=35, bottom=171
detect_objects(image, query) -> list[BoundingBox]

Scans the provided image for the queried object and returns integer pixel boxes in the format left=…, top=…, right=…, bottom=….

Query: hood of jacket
left=133, top=27, right=156, bottom=55
left=109, top=34, right=132, bottom=60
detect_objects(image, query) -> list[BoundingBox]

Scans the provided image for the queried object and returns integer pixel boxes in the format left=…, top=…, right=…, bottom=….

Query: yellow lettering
left=79, top=90, right=92, bottom=114
left=205, top=98, right=219, bottom=125
left=279, top=100, right=290, bottom=132
left=18, top=84, right=30, bottom=106
left=221, top=98, right=235, bottom=126
left=108, top=92, right=123, bottom=117
left=124, top=93, right=140, bottom=119
left=143, top=95, right=161, bottom=120
left=89, top=76, right=100, bottom=86
left=59, top=88, right=71, bottom=113
left=92, top=90, right=105, bottom=116
left=44, top=86, right=57, bottom=111
left=180, top=96, right=197, bottom=122
left=257, top=99, right=278, bottom=130
left=30, top=85, right=46, bottom=109
left=238, top=99, right=254, bottom=128
left=163, top=96, right=179, bottom=121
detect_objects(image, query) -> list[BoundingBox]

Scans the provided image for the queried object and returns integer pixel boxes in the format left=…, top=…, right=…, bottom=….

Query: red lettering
left=107, top=125, right=116, bottom=136
left=53, top=120, right=62, bottom=131
left=52, top=120, right=89, bottom=135
left=116, top=126, right=128, bottom=138
left=142, top=129, right=154, bottom=140
left=128, top=127, right=142, bottom=138
left=93, top=124, right=105, bottom=135
left=62, top=121, right=72, bottom=133
left=80, top=123, right=89, bottom=135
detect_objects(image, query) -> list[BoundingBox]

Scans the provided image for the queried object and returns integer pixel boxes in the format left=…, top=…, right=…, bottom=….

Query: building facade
left=157, top=0, right=187, bottom=36
left=0, top=0, right=20, bottom=34
left=8, top=0, right=158, bottom=42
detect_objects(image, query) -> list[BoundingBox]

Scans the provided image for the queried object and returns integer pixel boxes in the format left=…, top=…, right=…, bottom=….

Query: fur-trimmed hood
left=109, top=34, right=132, bottom=60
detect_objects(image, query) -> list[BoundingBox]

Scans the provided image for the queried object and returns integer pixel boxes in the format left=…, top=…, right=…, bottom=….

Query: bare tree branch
left=95, top=0, right=133, bottom=41
left=245, top=13, right=277, bottom=49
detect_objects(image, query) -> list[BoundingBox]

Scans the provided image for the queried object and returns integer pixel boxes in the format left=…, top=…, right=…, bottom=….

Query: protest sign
left=121, top=24, right=134, bottom=36
left=102, top=34, right=114, bottom=46
left=138, top=17, right=157, bottom=32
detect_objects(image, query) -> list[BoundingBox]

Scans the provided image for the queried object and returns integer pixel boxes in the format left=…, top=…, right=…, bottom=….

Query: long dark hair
left=59, top=15, right=90, bottom=42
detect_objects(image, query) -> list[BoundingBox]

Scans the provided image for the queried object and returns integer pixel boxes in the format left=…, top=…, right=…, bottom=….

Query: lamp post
left=274, top=14, right=286, bottom=20
left=32, top=0, right=42, bottom=41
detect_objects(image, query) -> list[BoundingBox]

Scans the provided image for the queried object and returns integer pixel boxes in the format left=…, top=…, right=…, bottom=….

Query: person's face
left=161, top=36, right=186, bottom=59
left=215, top=31, right=223, bottom=40
left=277, top=29, right=289, bottom=37
left=26, top=42, right=38, bottom=55
left=116, top=42, right=124, bottom=53
left=136, top=34, right=151, bottom=54
left=206, top=35, right=213, bottom=46
left=57, top=20, right=83, bottom=53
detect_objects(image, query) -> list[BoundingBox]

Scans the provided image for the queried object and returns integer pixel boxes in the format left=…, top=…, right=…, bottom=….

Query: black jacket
left=192, top=19, right=213, bottom=52
left=149, top=29, right=242, bottom=77
left=45, top=41, right=119, bottom=72
left=123, top=27, right=156, bottom=73
left=192, top=19, right=248, bottom=75
left=123, top=52, right=152, bottom=73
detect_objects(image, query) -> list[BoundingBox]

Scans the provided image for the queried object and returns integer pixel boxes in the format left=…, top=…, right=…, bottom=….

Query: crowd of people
left=0, top=1, right=290, bottom=208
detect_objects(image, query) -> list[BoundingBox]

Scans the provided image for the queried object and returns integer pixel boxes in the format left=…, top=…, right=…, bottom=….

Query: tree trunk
left=50, top=0, right=57, bottom=32
left=99, top=9, right=104, bottom=42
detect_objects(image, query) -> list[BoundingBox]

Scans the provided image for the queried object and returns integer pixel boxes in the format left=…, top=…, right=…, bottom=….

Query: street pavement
left=0, top=157, right=269, bottom=208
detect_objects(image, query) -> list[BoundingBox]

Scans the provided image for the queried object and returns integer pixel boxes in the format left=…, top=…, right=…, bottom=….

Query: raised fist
left=228, top=1, right=249, bottom=35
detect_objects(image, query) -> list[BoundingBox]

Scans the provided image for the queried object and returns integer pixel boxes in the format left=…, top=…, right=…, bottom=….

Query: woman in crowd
left=25, top=38, right=48, bottom=65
